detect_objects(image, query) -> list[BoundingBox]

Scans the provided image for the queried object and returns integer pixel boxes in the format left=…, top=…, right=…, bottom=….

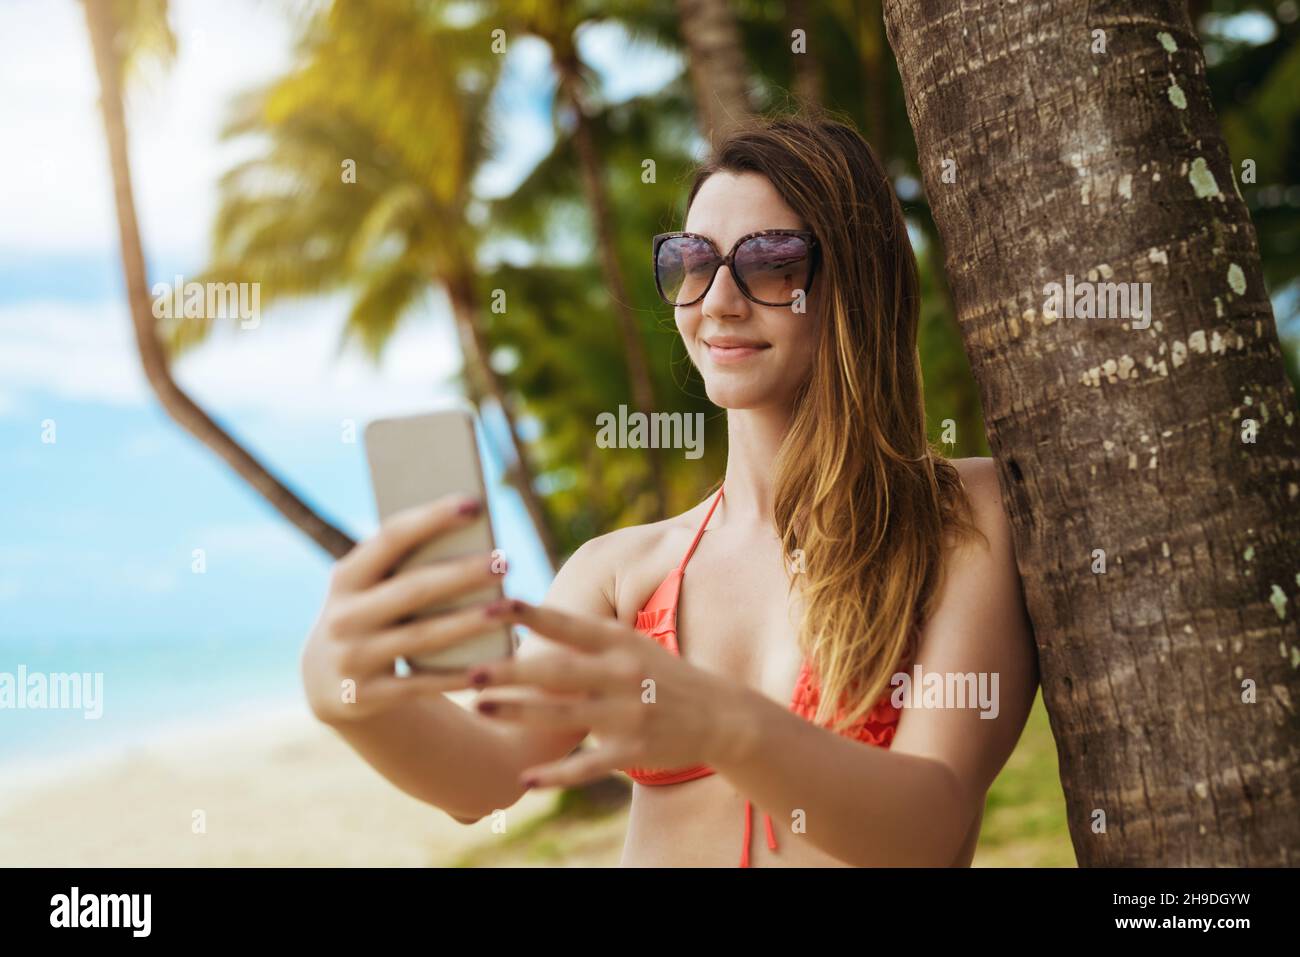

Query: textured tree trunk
left=556, top=57, right=669, bottom=520
left=83, top=0, right=355, bottom=560
left=884, top=0, right=1300, bottom=865
left=674, top=0, right=755, bottom=146
left=445, top=272, right=560, bottom=569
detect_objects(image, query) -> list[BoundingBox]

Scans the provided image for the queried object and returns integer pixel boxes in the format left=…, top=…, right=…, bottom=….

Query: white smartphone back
left=363, top=409, right=514, bottom=672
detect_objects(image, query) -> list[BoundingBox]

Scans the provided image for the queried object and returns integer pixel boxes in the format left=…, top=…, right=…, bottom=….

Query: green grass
left=448, top=776, right=631, bottom=867
left=972, top=690, right=1076, bottom=866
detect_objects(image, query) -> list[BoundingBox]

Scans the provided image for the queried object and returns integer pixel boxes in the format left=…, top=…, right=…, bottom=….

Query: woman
left=301, top=112, right=1039, bottom=867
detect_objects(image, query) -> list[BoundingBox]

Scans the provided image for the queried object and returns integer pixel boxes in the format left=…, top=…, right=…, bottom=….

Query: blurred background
left=1, top=0, right=1296, bottom=866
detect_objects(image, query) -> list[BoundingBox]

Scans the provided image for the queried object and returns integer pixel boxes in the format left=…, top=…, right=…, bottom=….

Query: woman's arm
left=303, top=500, right=621, bottom=824
left=708, top=458, right=1040, bottom=865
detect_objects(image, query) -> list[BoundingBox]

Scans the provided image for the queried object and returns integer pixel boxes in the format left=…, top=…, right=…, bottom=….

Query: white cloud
left=189, top=519, right=319, bottom=567
left=0, top=301, right=144, bottom=407
left=0, top=0, right=292, bottom=259
left=0, top=292, right=464, bottom=425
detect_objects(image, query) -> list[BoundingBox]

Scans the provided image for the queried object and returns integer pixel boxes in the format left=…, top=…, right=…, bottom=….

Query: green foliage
left=193, top=0, right=1298, bottom=559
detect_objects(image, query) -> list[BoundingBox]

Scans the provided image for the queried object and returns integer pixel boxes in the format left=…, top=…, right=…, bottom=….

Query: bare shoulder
left=949, top=456, right=1008, bottom=547
left=543, top=497, right=716, bottom=622
left=936, top=456, right=1020, bottom=614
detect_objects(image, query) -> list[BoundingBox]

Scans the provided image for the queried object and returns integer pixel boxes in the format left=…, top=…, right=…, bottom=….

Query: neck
left=721, top=404, right=793, bottom=526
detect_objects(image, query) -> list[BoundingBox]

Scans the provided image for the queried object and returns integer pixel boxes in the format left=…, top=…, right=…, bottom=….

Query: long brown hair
left=684, top=108, right=986, bottom=733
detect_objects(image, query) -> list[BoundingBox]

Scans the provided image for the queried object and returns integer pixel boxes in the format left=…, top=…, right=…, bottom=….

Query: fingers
left=358, top=672, right=475, bottom=710
left=474, top=689, right=623, bottom=731
left=518, top=742, right=626, bottom=789
left=332, top=495, right=482, bottom=592
left=471, top=647, right=640, bottom=695
left=489, top=600, right=624, bottom=652
left=332, top=551, right=501, bottom=635
left=354, top=603, right=509, bottom=674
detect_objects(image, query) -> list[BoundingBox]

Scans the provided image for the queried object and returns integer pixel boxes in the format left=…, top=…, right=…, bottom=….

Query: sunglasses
left=652, top=229, right=820, bottom=307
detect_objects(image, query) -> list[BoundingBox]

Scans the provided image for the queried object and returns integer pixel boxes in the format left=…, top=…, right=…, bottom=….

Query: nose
left=699, top=259, right=750, bottom=322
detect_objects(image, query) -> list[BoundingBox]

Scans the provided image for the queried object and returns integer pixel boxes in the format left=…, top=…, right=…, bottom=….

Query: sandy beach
left=0, top=689, right=1072, bottom=867
left=0, top=694, right=567, bottom=867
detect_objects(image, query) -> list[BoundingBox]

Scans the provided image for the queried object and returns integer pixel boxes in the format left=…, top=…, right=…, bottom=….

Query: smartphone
left=363, top=408, right=514, bottom=673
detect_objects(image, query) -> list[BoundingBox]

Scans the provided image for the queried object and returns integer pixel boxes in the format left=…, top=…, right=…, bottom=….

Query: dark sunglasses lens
left=734, top=234, right=812, bottom=305
left=657, top=237, right=718, bottom=304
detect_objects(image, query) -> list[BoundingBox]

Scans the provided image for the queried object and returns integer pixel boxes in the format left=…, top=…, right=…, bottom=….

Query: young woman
left=301, top=112, right=1039, bottom=867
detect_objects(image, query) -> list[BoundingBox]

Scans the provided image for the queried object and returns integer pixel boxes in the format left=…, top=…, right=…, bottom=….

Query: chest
left=670, top=531, right=806, bottom=705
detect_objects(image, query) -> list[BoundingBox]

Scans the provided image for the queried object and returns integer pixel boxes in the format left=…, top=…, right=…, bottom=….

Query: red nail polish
left=485, top=598, right=511, bottom=618
left=456, top=499, right=482, bottom=517
left=469, top=669, right=489, bottom=685
left=477, top=700, right=498, bottom=714
left=522, top=777, right=538, bottom=789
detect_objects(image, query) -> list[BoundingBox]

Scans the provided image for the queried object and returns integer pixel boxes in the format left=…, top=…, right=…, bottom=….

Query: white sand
left=0, top=695, right=560, bottom=867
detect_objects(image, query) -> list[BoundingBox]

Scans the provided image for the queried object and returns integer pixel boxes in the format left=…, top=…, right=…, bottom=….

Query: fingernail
left=522, top=777, right=538, bottom=789
left=456, top=499, right=482, bottom=517
left=469, top=668, right=490, bottom=686
left=485, top=598, right=513, bottom=618
left=477, top=700, right=498, bottom=714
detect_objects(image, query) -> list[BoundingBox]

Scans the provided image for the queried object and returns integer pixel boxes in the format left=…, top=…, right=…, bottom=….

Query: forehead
left=684, top=171, right=805, bottom=249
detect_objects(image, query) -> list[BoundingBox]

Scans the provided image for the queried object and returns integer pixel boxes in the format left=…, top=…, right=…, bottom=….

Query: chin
left=702, top=377, right=779, bottom=410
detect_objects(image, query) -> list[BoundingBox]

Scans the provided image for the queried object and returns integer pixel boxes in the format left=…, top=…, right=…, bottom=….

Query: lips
left=704, top=338, right=770, bottom=364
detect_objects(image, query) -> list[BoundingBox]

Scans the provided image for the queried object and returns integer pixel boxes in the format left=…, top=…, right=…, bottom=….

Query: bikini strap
left=677, top=484, right=725, bottom=571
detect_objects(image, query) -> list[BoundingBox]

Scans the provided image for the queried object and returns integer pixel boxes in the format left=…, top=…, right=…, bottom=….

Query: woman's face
left=675, top=171, right=821, bottom=411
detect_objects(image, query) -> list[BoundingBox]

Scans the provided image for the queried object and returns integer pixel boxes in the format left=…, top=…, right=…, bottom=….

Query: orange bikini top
left=619, top=484, right=905, bottom=867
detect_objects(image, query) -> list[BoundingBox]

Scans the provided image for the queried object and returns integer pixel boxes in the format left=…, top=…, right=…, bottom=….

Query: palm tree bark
left=885, top=0, right=1300, bottom=865
left=674, top=0, right=755, bottom=146
left=445, top=271, right=560, bottom=569
left=555, top=56, right=669, bottom=519
left=82, top=0, right=354, bottom=559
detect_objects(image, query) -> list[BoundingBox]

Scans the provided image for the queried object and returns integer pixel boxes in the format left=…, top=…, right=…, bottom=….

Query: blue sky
left=0, top=1, right=680, bottom=656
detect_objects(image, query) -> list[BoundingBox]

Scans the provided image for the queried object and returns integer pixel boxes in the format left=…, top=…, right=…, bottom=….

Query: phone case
left=363, top=409, right=514, bottom=672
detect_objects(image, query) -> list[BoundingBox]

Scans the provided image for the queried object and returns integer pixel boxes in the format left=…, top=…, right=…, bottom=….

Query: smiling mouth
left=703, top=338, right=770, bottom=363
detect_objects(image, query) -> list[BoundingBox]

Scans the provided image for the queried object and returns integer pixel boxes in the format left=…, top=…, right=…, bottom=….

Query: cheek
left=777, top=307, right=821, bottom=369
left=675, top=308, right=701, bottom=355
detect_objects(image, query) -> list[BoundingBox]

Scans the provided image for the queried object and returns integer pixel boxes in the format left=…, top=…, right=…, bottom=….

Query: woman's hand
left=467, top=600, right=756, bottom=788
left=300, top=494, right=502, bottom=725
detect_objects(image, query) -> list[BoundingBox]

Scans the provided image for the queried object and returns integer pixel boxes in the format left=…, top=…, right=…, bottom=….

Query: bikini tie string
left=740, top=798, right=779, bottom=867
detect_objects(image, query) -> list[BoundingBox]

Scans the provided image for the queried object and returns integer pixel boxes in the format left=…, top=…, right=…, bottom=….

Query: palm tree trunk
left=919, top=215, right=985, bottom=456
left=674, top=0, right=755, bottom=146
left=785, top=0, right=822, bottom=108
left=82, top=0, right=354, bottom=559
left=556, top=58, right=669, bottom=520
left=884, top=0, right=1300, bottom=864
left=445, top=272, right=560, bottom=569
